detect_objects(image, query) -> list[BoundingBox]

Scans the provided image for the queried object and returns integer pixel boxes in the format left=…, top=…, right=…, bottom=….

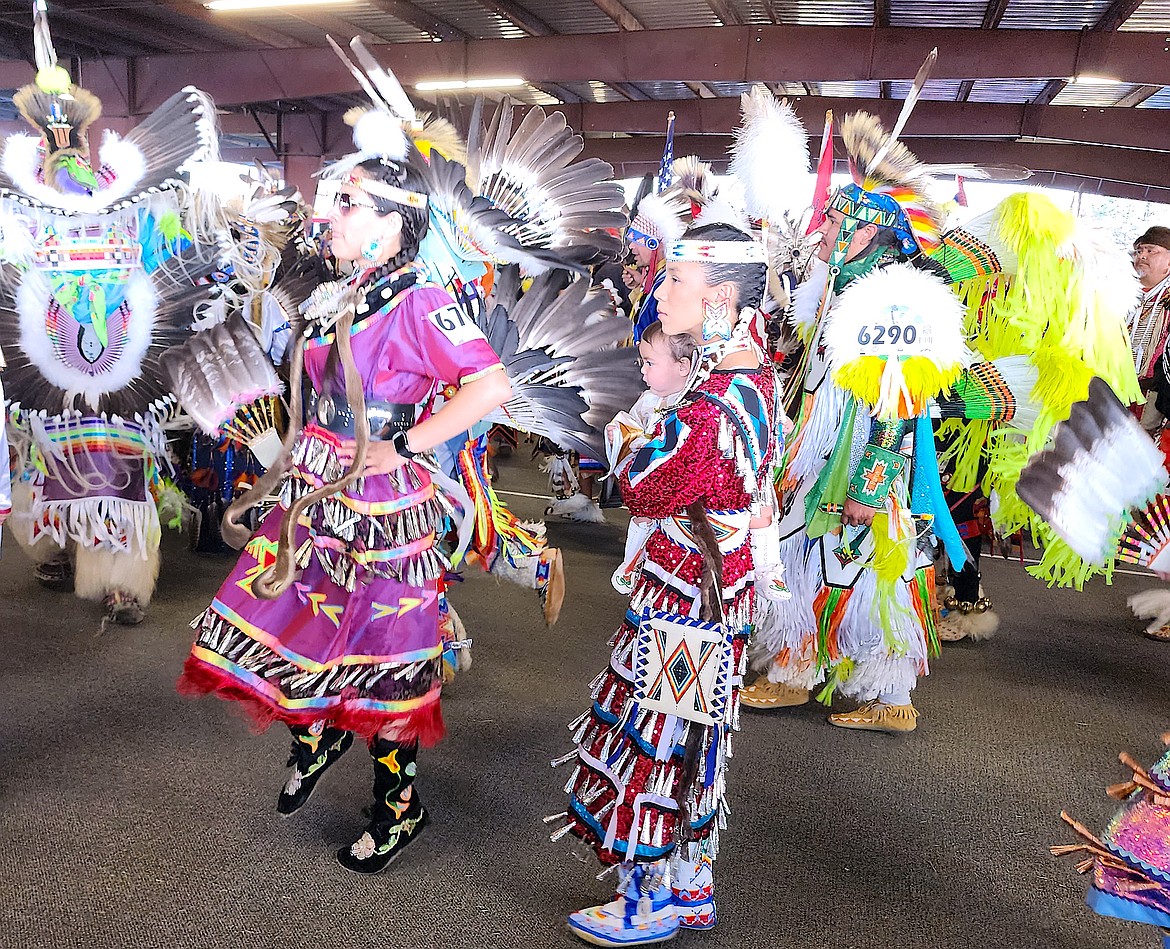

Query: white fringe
left=789, top=381, right=848, bottom=485
left=749, top=532, right=819, bottom=664
left=834, top=569, right=928, bottom=701
left=74, top=542, right=160, bottom=603
left=35, top=496, right=160, bottom=559
left=839, top=654, right=920, bottom=703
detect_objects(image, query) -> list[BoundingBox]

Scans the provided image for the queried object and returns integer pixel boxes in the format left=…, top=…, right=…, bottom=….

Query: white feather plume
left=350, top=108, right=409, bottom=162
left=1129, top=589, right=1170, bottom=634
left=729, top=84, right=812, bottom=224
left=824, top=262, right=971, bottom=417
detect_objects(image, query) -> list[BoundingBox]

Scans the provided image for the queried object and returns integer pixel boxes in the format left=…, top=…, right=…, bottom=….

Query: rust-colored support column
left=283, top=154, right=324, bottom=206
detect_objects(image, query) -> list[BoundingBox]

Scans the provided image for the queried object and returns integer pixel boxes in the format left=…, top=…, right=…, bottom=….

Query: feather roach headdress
left=817, top=49, right=944, bottom=269
left=11, top=1, right=102, bottom=196
left=838, top=111, right=942, bottom=254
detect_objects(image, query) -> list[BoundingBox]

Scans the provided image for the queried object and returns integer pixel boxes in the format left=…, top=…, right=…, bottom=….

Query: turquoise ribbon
left=911, top=414, right=968, bottom=572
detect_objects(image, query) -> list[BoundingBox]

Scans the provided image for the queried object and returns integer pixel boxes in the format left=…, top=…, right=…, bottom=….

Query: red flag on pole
left=806, top=109, right=834, bottom=235
left=954, top=174, right=968, bottom=208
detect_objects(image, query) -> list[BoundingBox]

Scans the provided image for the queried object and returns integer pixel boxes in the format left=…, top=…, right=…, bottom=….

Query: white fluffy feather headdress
left=729, top=85, right=811, bottom=224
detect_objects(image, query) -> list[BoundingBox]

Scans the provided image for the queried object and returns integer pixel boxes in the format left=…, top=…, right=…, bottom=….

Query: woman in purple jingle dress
left=179, top=154, right=511, bottom=874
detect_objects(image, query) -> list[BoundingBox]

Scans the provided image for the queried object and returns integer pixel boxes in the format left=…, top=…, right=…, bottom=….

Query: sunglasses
left=333, top=191, right=377, bottom=215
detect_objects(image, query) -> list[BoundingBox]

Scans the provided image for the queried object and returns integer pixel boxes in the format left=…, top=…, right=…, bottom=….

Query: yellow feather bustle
left=835, top=356, right=964, bottom=421
left=942, top=191, right=1143, bottom=588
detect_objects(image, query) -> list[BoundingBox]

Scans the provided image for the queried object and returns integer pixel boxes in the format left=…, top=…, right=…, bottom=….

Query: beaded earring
left=361, top=238, right=383, bottom=262
left=701, top=299, right=732, bottom=343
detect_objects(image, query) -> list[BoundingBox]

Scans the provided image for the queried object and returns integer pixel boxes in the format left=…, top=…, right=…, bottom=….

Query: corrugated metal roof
left=317, top=8, right=430, bottom=43
left=1119, top=0, right=1170, bottom=30
left=1051, top=80, right=1145, bottom=106
left=889, top=0, right=988, bottom=27
left=769, top=0, right=874, bottom=26
left=999, top=0, right=1114, bottom=29
left=145, top=7, right=253, bottom=49
left=965, top=79, right=1053, bottom=102
left=623, top=0, right=722, bottom=29
left=407, top=0, right=526, bottom=39
left=515, top=0, right=619, bottom=33
left=629, top=81, right=699, bottom=99
left=817, top=80, right=883, bottom=97
left=220, top=11, right=329, bottom=44
left=1137, top=86, right=1170, bottom=107
left=887, top=79, right=964, bottom=100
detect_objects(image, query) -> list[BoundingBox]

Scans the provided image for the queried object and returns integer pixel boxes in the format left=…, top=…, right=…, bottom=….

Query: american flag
left=656, top=111, right=676, bottom=192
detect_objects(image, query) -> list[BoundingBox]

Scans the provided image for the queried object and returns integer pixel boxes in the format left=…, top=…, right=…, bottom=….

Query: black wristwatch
left=391, top=429, right=419, bottom=460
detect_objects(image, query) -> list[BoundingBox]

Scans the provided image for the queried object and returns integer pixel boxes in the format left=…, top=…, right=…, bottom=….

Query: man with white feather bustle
left=741, top=109, right=972, bottom=732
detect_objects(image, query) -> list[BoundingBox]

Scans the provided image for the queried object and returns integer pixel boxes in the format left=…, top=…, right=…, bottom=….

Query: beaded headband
left=625, top=223, right=660, bottom=251
left=345, top=173, right=428, bottom=210
left=665, top=239, right=767, bottom=264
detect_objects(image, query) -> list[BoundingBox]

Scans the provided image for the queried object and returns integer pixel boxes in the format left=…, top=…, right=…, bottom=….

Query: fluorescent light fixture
left=1071, top=75, right=1125, bottom=85
left=206, top=0, right=356, bottom=10
left=415, top=77, right=525, bottom=91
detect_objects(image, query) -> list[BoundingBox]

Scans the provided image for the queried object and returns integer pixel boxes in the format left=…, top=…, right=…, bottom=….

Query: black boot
left=336, top=737, right=428, bottom=874
left=34, top=553, right=72, bottom=588
left=277, top=723, right=354, bottom=816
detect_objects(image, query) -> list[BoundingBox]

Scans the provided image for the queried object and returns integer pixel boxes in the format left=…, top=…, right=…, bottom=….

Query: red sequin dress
left=556, top=366, right=777, bottom=865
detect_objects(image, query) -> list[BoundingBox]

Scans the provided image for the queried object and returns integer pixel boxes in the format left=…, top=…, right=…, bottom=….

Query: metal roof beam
left=1030, top=1, right=1137, bottom=107
left=590, top=0, right=646, bottom=32
left=981, top=0, right=1011, bottom=28
left=579, top=133, right=1170, bottom=196
left=475, top=0, right=555, bottom=35
left=1031, top=79, right=1067, bottom=106
left=556, top=94, right=1170, bottom=152
left=45, top=26, right=1170, bottom=113
left=1095, top=0, right=1145, bottom=31
left=706, top=0, right=747, bottom=27
left=1115, top=84, right=1161, bottom=107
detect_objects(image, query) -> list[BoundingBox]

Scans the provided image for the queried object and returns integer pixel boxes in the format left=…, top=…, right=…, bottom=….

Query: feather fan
left=1016, top=377, right=1168, bottom=566
left=477, top=266, right=644, bottom=459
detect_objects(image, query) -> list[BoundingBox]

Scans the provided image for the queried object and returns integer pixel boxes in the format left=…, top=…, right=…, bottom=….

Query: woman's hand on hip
left=337, top=438, right=407, bottom=475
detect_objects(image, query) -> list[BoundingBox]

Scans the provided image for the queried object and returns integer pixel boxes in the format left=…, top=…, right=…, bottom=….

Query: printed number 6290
left=857, top=323, right=917, bottom=346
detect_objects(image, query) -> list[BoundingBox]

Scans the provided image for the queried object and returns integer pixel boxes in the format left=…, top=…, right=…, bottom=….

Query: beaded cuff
left=847, top=444, right=905, bottom=509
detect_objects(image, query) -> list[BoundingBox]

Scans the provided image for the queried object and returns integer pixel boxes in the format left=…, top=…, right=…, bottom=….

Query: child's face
left=638, top=336, right=691, bottom=398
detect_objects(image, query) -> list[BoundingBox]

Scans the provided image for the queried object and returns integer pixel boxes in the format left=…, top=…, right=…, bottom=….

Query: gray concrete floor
left=0, top=449, right=1164, bottom=948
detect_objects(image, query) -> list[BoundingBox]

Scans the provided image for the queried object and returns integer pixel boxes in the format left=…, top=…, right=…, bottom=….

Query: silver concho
left=316, top=395, right=336, bottom=426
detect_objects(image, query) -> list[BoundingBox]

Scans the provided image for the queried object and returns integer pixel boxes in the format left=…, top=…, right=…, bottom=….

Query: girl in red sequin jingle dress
left=552, top=223, right=783, bottom=946
left=179, top=156, right=510, bottom=875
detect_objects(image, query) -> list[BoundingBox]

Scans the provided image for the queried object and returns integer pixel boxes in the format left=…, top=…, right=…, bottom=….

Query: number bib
left=853, top=304, right=932, bottom=357
left=428, top=303, right=482, bottom=346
